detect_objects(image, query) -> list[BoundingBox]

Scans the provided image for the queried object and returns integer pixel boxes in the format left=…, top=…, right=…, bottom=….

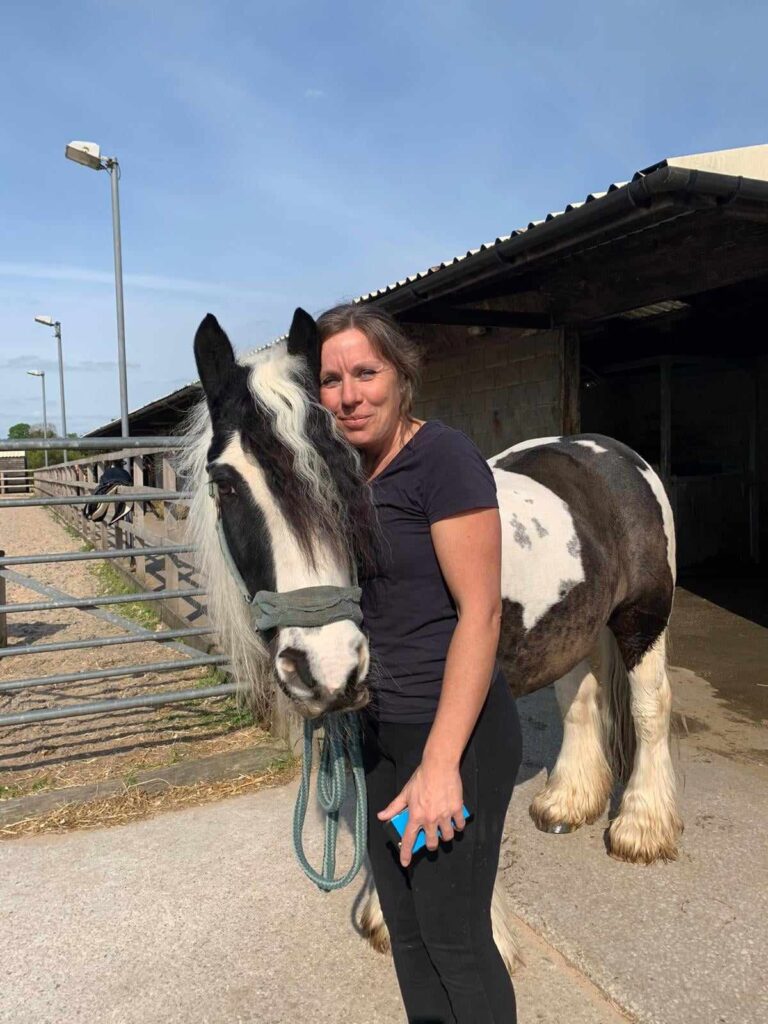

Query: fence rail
left=0, top=436, right=238, bottom=728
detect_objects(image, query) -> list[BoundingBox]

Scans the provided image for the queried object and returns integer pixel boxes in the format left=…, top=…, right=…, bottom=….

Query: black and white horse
left=182, top=310, right=682, bottom=962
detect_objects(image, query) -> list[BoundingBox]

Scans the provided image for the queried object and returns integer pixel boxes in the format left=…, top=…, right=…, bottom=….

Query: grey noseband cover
left=252, top=587, right=363, bottom=632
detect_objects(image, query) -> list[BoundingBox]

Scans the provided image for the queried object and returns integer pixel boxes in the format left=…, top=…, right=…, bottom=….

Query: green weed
left=89, top=561, right=162, bottom=630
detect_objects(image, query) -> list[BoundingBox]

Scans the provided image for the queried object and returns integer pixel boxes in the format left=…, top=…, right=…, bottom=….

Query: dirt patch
left=670, top=585, right=768, bottom=725
left=1, top=756, right=301, bottom=840
left=668, top=664, right=768, bottom=768
left=1, top=505, right=268, bottom=799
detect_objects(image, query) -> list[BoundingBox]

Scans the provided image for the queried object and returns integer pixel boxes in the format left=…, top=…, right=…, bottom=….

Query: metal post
left=107, top=158, right=130, bottom=438
left=40, top=372, right=49, bottom=468
left=54, top=321, right=68, bottom=462
left=0, top=550, right=6, bottom=648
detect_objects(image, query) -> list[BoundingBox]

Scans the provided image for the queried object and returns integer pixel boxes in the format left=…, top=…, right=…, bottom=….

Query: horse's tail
left=491, top=882, right=525, bottom=974
left=596, top=627, right=636, bottom=786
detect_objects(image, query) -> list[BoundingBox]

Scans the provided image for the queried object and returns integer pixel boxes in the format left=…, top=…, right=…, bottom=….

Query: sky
left=1, top=0, right=767, bottom=437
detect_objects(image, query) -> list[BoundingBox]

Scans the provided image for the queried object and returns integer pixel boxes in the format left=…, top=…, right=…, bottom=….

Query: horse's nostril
left=278, top=647, right=315, bottom=692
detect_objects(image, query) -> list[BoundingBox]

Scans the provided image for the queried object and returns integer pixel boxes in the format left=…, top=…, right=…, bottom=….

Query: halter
left=208, top=478, right=368, bottom=892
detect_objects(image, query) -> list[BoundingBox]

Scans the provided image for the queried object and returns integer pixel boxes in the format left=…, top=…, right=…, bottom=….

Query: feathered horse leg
left=608, top=630, right=683, bottom=863
left=529, top=658, right=613, bottom=833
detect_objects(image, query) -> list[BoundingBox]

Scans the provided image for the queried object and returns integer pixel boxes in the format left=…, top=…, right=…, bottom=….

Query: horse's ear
left=194, top=314, right=237, bottom=407
left=287, top=307, right=320, bottom=385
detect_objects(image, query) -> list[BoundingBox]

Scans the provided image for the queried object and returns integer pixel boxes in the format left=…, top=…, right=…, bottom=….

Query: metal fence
left=0, top=436, right=236, bottom=727
left=0, top=466, right=33, bottom=495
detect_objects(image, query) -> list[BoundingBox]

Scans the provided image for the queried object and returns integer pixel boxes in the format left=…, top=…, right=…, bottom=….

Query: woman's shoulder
left=412, top=421, right=498, bottom=524
left=413, top=420, right=486, bottom=463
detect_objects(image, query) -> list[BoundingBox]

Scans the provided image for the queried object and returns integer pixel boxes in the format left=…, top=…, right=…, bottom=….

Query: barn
left=88, top=144, right=768, bottom=572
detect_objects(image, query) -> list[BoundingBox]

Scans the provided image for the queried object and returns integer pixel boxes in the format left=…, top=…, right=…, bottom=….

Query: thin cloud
left=0, top=354, right=140, bottom=373
left=304, top=88, right=325, bottom=99
left=0, top=262, right=278, bottom=300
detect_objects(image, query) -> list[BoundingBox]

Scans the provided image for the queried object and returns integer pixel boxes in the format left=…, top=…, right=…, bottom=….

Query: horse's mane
left=176, top=342, right=377, bottom=719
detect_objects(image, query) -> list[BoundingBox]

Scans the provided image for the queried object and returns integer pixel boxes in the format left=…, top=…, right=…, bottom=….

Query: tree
left=7, top=422, right=80, bottom=469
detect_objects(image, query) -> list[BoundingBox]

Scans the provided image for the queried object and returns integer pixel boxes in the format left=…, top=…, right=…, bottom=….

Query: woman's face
left=319, top=327, right=402, bottom=452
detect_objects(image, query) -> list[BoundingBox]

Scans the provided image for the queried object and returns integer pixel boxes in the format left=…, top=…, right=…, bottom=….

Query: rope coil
left=292, top=712, right=368, bottom=892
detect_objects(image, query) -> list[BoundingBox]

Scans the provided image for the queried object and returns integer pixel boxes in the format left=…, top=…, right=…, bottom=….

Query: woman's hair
left=316, top=303, right=422, bottom=421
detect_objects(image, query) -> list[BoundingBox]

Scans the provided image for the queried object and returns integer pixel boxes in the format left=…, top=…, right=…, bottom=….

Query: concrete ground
left=1, top=584, right=766, bottom=1023
left=2, top=662, right=766, bottom=1024
left=1, top=767, right=631, bottom=1024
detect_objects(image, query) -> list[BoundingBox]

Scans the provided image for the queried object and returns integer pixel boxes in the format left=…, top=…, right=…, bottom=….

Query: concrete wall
left=409, top=324, right=564, bottom=458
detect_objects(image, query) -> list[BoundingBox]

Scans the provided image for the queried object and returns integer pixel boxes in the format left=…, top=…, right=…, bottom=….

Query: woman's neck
left=363, top=418, right=423, bottom=480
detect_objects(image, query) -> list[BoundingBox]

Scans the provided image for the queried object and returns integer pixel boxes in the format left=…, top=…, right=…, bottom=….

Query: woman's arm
left=423, top=505, right=502, bottom=766
left=376, top=505, right=502, bottom=866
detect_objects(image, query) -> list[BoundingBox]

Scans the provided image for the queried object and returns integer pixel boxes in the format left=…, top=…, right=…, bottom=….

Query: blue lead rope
left=292, top=712, right=368, bottom=892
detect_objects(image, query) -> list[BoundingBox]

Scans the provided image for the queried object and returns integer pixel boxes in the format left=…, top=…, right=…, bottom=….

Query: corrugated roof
left=357, top=143, right=768, bottom=303
left=356, top=179, right=630, bottom=302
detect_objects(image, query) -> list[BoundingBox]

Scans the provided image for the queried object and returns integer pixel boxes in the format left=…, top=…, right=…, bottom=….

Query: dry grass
left=0, top=754, right=300, bottom=840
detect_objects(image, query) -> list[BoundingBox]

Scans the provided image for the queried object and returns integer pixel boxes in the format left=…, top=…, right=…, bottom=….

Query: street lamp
left=64, top=140, right=129, bottom=437
left=34, top=315, right=68, bottom=463
left=27, top=370, right=49, bottom=468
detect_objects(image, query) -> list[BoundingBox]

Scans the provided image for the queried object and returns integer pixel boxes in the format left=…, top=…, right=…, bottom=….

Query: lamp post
left=27, top=370, right=49, bottom=468
left=64, top=140, right=129, bottom=437
left=34, top=315, right=68, bottom=462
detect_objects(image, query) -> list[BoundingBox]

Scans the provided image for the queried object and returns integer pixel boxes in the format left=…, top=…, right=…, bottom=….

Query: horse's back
left=490, top=434, right=675, bottom=691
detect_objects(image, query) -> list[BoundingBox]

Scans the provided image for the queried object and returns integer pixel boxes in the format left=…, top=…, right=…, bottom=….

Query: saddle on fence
left=83, top=465, right=134, bottom=526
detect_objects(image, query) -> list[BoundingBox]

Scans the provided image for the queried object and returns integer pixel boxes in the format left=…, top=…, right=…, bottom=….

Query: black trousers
left=361, top=674, right=523, bottom=1024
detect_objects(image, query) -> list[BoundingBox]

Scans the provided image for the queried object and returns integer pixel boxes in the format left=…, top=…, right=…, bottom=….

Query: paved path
left=1, top=663, right=765, bottom=1023
left=1, top=779, right=626, bottom=1023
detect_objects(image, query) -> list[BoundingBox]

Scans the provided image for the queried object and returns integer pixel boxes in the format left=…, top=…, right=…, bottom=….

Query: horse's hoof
left=548, top=822, right=574, bottom=834
left=537, top=821, right=573, bottom=834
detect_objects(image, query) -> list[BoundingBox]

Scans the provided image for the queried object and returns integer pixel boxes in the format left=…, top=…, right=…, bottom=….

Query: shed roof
left=358, top=144, right=768, bottom=304
left=86, top=144, right=768, bottom=437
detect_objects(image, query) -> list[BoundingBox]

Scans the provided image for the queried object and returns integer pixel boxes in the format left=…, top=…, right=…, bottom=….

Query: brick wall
left=409, top=324, right=564, bottom=458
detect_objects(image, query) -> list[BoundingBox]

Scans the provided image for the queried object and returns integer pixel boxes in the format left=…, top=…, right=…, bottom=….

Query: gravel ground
left=0, top=505, right=267, bottom=798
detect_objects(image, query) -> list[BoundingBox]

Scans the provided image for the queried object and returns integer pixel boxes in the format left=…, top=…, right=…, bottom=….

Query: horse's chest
left=494, top=469, right=586, bottom=632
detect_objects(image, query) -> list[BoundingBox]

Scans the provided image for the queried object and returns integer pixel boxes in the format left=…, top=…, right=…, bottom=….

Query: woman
left=317, top=303, right=523, bottom=1024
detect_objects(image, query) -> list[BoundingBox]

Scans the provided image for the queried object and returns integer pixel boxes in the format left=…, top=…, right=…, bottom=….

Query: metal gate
left=0, top=436, right=234, bottom=728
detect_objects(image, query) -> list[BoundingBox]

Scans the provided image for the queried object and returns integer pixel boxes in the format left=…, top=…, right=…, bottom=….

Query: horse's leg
left=360, top=879, right=523, bottom=974
left=529, top=658, right=612, bottom=834
left=608, top=629, right=683, bottom=863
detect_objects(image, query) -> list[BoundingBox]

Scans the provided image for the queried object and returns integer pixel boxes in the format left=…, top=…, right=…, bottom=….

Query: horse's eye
left=217, top=481, right=236, bottom=497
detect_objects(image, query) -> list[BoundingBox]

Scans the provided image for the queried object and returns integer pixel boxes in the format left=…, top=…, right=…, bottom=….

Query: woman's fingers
left=377, top=791, right=408, bottom=820
left=400, top=821, right=422, bottom=866
left=437, top=815, right=455, bottom=844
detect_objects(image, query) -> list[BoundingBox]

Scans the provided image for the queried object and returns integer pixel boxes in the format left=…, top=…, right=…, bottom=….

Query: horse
left=180, top=308, right=682, bottom=967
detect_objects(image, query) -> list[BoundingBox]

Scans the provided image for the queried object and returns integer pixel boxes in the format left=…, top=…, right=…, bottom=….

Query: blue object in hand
left=383, top=804, right=471, bottom=854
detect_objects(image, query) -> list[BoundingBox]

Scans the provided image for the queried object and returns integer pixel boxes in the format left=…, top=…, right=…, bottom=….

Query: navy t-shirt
left=361, top=420, right=499, bottom=723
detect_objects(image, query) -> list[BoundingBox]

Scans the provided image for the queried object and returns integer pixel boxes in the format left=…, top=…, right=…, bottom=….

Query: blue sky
left=1, top=0, right=767, bottom=437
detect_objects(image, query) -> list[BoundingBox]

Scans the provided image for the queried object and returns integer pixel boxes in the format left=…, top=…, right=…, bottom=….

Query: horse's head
left=185, top=309, right=375, bottom=719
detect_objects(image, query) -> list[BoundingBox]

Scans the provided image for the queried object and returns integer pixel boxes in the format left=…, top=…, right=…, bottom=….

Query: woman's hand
left=377, top=758, right=465, bottom=868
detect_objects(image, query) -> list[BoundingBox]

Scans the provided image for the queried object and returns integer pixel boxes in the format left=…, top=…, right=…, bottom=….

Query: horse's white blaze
left=488, top=435, right=561, bottom=466
left=218, top=435, right=366, bottom=695
left=638, top=466, right=677, bottom=578
left=492, top=468, right=584, bottom=631
left=574, top=439, right=608, bottom=453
